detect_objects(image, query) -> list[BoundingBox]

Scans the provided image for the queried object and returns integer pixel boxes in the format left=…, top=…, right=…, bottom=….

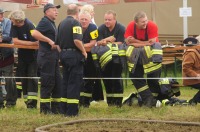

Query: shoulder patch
left=90, top=29, right=98, bottom=39
left=73, top=26, right=82, bottom=34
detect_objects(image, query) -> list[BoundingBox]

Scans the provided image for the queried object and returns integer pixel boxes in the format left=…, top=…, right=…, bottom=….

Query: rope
left=0, top=77, right=199, bottom=80
left=35, top=118, right=200, bottom=132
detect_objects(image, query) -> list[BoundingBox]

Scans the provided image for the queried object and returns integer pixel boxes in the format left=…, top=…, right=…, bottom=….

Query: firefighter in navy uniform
left=96, top=10, right=125, bottom=107
left=31, top=3, right=62, bottom=114
left=124, top=11, right=162, bottom=107
left=78, top=11, right=98, bottom=107
left=10, top=10, right=38, bottom=109
left=56, top=4, right=87, bottom=117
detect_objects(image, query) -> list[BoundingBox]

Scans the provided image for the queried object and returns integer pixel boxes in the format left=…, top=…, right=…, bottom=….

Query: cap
left=43, top=3, right=61, bottom=13
left=183, top=37, right=199, bottom=46
left=0, top=8, right=5, bottom=13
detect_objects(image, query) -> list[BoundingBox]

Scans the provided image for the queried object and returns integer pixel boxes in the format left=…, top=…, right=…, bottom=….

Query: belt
left=62, top=48, right=77, bottom=51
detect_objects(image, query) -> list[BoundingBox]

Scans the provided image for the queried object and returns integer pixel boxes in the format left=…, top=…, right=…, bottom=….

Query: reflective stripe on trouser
left=23, top=92, right=38, bottom=108
left=102, top=61, right=123, bottom=106
left=129, top=62, right=155, bottom=102
left=60, top=50, right=83, bottom=116
left=80, top=53, right=96, bottom=106
left=38, top=56, right=62, bottom=114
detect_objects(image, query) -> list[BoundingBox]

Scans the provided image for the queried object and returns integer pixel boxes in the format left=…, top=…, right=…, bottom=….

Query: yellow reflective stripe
left=99, top=50, right=112, bottom=63
left=126, top=46, right=134, bottom=57
left=152, top=92, right=158, bottom=97
left=51, top=98, right=61, bottom=102
left=40, top=98, right=51, bottom=103
left=128, top=62, right=134, bottom=72
left=112, top=51, right=118, bottom=55
left=67, top=99, right=79, bottom=104
left=27, top=96, right=38, bottom=100
left=92, top=54, right=98, bottom=60
left=73, top=26, right=82, bottom=34
left=119, top=50, right=126, bottom=56
left=159, top=79, right=170, bottom=85
left=101, top=55, right=112, bottom=68
left=61, top=98, right=68, bottom=102
left=144, top=46, right=152, bottom=58
left=144, top=63, right=162, bottom=73
left=138, top=85, right=149, bottom=93
left=106, top=93, right=123, bottom=97
left=162, top=99, right=169, bottom=106
left=90, top=29, right=98, bottom=39
left=16, top=85, right=22, bottom=90
left=80, top=92, right=92, bottom=97
left=152, top=49, right=163, bottom=55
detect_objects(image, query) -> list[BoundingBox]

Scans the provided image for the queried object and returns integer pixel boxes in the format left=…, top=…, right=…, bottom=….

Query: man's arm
left=13, top=38, right=38, bottom=46
left=31, top=30, right=54, bottom=46
left=2, top=19, right=12, bottom=43
left=84, top=39, right=96, bottom=52
left=74, top=39, right=87, bottom=59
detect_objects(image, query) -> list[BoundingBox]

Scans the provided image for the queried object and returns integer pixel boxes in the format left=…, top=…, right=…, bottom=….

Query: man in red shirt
left=124, top=11, right=161, bottom=107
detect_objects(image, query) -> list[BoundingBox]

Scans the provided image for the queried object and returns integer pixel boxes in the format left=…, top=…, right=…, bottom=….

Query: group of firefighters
left=0, top=3, right=200, bottom=117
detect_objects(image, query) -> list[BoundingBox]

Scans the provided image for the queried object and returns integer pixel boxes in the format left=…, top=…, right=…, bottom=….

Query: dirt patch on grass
left=44, top=120, right=200, bottom=132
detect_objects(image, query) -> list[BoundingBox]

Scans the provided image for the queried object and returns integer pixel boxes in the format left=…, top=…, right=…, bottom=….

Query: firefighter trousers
left=102, top=61, right=123, bottom=107
left=60, top=50, right=84, bottom=116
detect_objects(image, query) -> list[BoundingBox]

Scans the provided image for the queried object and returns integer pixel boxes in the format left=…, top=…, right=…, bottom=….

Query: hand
left=82, top=51, right=87, bottom=59
left=126, top=36, right=134, bottom=44
left=107, top=36, right=116, bottom=42
left=56, top=45, right=61, bottom=52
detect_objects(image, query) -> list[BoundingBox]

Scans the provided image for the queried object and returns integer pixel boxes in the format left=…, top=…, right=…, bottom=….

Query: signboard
left=179, top=7, right=192, bottom=17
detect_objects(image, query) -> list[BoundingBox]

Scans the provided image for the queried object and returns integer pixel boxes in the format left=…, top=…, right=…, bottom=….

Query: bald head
left=67, top=4, right=79, bottom=15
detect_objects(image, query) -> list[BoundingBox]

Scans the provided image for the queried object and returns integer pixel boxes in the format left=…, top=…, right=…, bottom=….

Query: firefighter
left=56, top=4, right=87, bottom=117
left=95, top=10, right=125, bottom=107
left=31, top=3, right=62, bottom=114
left=124, top=11, right=162, bottom=107
left=10, top=10, right=38, bottom=109
left=78, top=11, right=98, bottom=107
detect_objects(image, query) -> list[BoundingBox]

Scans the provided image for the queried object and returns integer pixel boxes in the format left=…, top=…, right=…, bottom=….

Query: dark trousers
left=18, top=60, right=38, bottom=108
left=38, top=54, right=62, bottom=114
left=60, top=50, right=84, bottom=116
left=189, top=84, right=200, bottom=102
left=80, top=53, right=96, bottom=106
left=102, top=61, right=123, bottom=106
left=0, top=64, right=17, bottom=107
left=130, top=62, right=161, bottom=102
left=92, top=79, right=104, bottom=101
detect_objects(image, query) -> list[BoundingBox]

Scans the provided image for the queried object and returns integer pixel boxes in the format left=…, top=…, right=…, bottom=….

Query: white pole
left=183, top=0, right=188, bottom=39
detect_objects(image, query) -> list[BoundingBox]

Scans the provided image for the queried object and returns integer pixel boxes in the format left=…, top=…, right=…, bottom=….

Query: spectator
left=10, top=10, right=38, bottom=108
left=182, top=37, right=200, bottom=105
left=78, top=11, right=98, bottom=107
left=0, top=8, right=17, bottom=108
left=31, top=3, right=62, bottom=114
left=56, top=4, right=87, bottom=116
left=124, top=11, right=162, bottom=107
left=81, top=4, right=104, bottom=102
left=95, top=10, right=125, bottom=107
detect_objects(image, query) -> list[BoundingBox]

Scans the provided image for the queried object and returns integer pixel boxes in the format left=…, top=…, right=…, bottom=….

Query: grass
left=1, top=66, right=200, bottom=132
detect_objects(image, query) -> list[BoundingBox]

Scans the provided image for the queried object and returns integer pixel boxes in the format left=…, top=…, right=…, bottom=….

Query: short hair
left=79, top=10, right=91, bottom=19
left=105, top=10, right=116, bottom=19
left=134, top=11, right=147, bottom=22
left=67, top=4, right=79, bottom=15
left=81, top=4, right=94, bottom=14
left=8, top=10, right=25, bottom=21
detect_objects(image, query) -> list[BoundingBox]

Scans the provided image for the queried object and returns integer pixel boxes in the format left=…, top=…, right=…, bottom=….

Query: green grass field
left=1, top=66, right=200, bottom=132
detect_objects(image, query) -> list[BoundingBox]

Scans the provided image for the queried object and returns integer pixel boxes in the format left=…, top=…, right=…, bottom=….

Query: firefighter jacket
left=126, top=42, right=163, bottom=74
left=91, top=43, right=126, bottom=71
left=159, top=78, right=180, bottom=99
